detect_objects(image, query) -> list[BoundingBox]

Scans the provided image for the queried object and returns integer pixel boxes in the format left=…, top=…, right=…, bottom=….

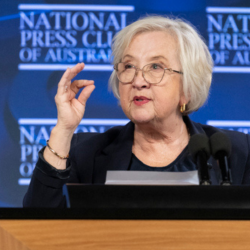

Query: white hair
left=108, top=15, right=213, bottom=114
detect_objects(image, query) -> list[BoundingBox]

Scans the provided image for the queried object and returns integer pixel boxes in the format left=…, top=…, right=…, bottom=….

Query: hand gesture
left=54, top=63, right=95, bottom=133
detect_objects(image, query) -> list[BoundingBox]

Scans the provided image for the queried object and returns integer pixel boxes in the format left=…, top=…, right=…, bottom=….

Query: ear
left=179, top=91, right=190, bottom=107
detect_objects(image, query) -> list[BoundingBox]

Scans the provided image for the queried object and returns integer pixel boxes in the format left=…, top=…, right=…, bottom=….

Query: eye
left=150, top=63, right=163, bottom=70
left=124, top=63, right=134, bottom=70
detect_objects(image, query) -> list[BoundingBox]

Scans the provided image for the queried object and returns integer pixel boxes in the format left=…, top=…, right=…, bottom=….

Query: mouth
left=133, top=96, right=150, bottom=101
left=133, top=96, right=150, bottom=106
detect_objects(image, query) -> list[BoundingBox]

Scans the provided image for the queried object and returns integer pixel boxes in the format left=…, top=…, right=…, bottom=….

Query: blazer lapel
left=93, top=122, right=134, bottom=183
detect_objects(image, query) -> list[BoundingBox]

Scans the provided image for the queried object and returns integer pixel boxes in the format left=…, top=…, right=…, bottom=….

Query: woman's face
left=119, top=31, right=187, bottom=126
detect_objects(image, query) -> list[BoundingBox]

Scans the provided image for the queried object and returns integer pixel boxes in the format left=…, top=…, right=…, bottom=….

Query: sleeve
left=23, top=147, right=76, bottom=207
left=242, top=134, right=250, bottom=185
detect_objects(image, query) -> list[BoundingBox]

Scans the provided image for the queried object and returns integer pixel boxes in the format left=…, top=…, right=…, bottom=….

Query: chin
left=122, top=106, right=154, bottom=124
left=130, top=114, right=153, bottom=124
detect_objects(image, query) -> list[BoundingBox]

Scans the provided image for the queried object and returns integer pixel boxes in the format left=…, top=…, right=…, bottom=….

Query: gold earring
left=180, top=103, right=186, bottom=113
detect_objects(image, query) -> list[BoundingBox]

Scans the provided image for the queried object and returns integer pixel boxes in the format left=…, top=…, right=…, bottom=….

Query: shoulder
left=185, top=116, right=250, bottom=142
left=71, top=125, right=123, bottom=148
left=70, top=121, right=134, bottom=151
left=191, top=120, right=250, bottom=158
left=198, top=122, right=250, bottom=143
left=186, top=116, right=250, bottom=153
left=199, top=122, right=250, bottom=184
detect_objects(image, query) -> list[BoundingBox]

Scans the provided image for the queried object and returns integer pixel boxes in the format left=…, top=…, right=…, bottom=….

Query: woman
left=24, top=15, right=250, bottom=207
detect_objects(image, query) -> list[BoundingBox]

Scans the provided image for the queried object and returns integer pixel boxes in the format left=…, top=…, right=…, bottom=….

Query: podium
left=1, top=185, right=250, bottom=249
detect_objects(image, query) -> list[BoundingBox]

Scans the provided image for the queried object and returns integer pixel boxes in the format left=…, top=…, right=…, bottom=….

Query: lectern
left=1, top=185, right=250, bottom=250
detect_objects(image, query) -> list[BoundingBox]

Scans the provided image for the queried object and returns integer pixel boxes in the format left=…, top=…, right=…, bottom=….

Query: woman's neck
left=133, top=115, right=189, bottom=153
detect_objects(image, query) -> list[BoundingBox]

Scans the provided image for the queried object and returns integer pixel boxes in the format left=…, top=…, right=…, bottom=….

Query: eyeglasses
left=114, top=62, right=183, bottom=85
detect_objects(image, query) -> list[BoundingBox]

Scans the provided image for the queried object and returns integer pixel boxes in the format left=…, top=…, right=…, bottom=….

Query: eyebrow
left=122, top=54, right=134, bottom=60
left=122, top=54, right=169, bottom=63
left=150, top=56, right=169, bottom=62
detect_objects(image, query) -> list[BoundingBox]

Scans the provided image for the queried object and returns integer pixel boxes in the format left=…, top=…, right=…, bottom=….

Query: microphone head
left=210, top=132, right=231, bottom=159
left=188, top=134, right=210, bottom=161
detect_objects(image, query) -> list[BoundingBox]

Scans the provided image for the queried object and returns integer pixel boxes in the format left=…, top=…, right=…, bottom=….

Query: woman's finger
left=70, top=80, right=94, bottom=95
left=57, top=63, right=85, bottom=95
left=77, top=84, right=96, bottom=106
left=68, top=62, right=85, bottom=80
left=57, top=67, right=71, bottom=95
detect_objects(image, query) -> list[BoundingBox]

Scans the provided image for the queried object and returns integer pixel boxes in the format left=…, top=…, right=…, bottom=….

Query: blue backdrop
left=1, top=0, right=250, bottom=207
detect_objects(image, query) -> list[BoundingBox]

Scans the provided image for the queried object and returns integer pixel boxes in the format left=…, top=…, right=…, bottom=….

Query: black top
left=129, top=147, right=196, bottom=172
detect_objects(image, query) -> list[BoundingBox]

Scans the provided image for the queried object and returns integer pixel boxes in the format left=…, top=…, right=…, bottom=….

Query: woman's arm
left=44, top=63, right=95, bottom=170
left=23, top=63, right=95, bottom=207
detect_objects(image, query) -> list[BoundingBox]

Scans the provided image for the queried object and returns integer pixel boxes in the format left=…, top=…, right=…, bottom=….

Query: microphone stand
left=197, top=151, right=211, bottom=185
left=217, top=155, right=232, bottom=186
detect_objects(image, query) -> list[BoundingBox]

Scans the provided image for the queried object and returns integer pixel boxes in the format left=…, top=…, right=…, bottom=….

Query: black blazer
left=23, top=117, right=250, bottom=207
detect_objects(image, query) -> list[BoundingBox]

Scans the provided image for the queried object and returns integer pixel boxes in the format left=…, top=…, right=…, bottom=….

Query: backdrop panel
left=1, top=0, right=250, bottom=207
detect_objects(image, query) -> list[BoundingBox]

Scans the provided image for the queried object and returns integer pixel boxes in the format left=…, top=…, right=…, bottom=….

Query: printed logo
left=18, top=4, right=134, bottom=71
left=207, top=7, right=250, bottom=73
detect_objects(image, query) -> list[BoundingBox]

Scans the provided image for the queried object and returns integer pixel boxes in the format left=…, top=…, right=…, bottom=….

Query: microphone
left=188, top=134, right=211, bottom=185
left=210, top=132, right=232, bottom=185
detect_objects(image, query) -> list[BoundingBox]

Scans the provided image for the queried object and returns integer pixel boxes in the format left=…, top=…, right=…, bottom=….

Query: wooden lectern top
left=1, top=219, right=250, bottom=250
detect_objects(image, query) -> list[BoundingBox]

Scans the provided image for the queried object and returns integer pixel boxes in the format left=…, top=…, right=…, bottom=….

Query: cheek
left=119, top=84, right=130, bottom=100
left=152, top=86, right=181, bottom=110
left=119, top=84, right=130, bottom=109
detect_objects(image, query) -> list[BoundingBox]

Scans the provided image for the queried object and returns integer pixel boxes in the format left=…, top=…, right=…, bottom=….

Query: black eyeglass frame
left=114, top=62, right=183, bottom=85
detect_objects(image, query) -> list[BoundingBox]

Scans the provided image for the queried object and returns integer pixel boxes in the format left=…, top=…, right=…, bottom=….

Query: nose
left=132, top=68, right=149, bottom=89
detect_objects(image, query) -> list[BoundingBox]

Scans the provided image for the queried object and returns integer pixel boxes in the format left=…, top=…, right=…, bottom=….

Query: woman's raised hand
left=43, top=63, right=95, bottom=169
left=55, top=63, right=95, bottom=133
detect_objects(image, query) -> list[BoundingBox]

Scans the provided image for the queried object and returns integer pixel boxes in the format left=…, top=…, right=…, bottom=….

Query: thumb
left=78, top=85, right=95, bottom=106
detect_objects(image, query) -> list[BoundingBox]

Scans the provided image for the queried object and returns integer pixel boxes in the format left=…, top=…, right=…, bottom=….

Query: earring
left=180, top=103, right=186, bottom=113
